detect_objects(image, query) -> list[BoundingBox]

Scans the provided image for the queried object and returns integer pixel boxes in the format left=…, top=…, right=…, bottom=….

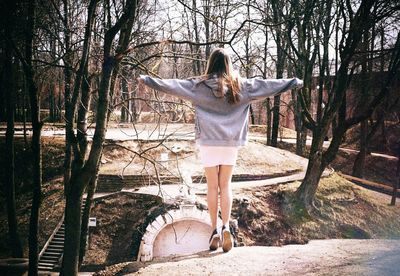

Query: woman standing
left=138, top=48, right=303, bottom=253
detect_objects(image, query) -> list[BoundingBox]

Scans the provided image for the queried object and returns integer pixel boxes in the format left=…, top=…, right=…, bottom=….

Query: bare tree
left=270, top=0, right=287, bottom=147
left=5, top=0, right=44, bottom=273
left=295, top=0, right=400, bottom=210
left=59, top=0, right=139, bottom=274
left=1, top=0, right=24, bottom=258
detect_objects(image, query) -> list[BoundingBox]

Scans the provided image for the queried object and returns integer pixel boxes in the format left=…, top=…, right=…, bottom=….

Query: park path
left=6, top=123, right=396, bottom=161
left=75, top=239, right=400, bottom=275
left=119, top=239, right=400, bottom=275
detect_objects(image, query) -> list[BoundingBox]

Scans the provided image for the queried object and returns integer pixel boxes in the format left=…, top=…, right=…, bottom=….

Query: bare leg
left=204, top=166, right=219, bottom=230
left=218, top=165, right=234, bottom=227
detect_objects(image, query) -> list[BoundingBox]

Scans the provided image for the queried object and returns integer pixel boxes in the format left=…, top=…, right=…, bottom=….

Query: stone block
left=145, top=224, right=157, bottom=235
left=155, top=215, right=166, bottom=228
left=162, top=213, right=173, bottom=225
left=150, top=221, right=161, bottom=231
left=142, top=233, right=154, bottom=245
left=140, top=243, right=153, bottom=262
left=169, top=210, right=181, bottom=222
left=180, top=204, right=195, bottom=218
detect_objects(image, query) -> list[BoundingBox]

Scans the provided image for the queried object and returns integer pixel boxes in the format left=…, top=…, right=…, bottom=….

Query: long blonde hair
left=203, top=48, right=241, bottom=104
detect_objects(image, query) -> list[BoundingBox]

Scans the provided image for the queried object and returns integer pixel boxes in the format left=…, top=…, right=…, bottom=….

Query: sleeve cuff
left=295, top=78, right=304, bottom=89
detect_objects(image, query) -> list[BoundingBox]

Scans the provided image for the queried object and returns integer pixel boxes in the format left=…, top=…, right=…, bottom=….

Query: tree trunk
left=61, top=183, right=83, bottom=276
left=270, top=0, right=285, bottom=147
left=352, top=120, right=368, bottom=177
left=28, top=92, right=42, bottom=276
left=131, top=79, right=138, bottom=123
left=23, top=80, right=28, bottom=149
left=265, top=98, right=272, bottom=146
left=62, top=0, right=73, bottom=190
left=296, top=147, right=324, bottom=210
left=120, top=75, right=129, bottom=122
left=294, top=89, right=305, bottom=156
left=62, top=55, right=113, bottom=274
left=77, top=67, right=91, bottom=154
left=61, top=0, right=137, bottom=271
left=4, top=38, right=23, bottom=258
left=296, top=94, right=335, bottom=209
left=15, top=1, right=44, bottom=275
left=352, top=28, right=370, bottom=178
left=204, top=0, right=211, bottom=59
left=391, top=144, right=400, bottom=206
left=271, top=95, right=281, bottom=147
left=296, top=123, right=307, bottom=156
left=79, top=163, right=100, bottom=266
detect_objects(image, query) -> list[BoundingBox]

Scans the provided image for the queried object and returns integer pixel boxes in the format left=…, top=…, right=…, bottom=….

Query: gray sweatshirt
left=139, top=75, right=303, bottom=147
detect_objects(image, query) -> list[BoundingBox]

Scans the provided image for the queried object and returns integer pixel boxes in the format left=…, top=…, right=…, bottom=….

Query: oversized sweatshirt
left=139, top=75, right=303, bottom=146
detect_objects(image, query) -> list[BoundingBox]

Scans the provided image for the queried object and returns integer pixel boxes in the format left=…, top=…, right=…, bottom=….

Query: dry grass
left=100, top=140, right=305, bottom=177
left=342, top=121, right=400, bottom=156
left=332, top=150, right=397, bottom=188
left=249, top=125, right=299, bottom=139
left=232, top=173, right=400, bottom=247
left=0, top=137, right=65, bottom=258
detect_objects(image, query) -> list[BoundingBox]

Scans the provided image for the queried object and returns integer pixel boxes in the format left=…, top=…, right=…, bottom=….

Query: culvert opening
left=153, top=219, right=212, bottom=258
left=139, top=205, right=222, bottom=261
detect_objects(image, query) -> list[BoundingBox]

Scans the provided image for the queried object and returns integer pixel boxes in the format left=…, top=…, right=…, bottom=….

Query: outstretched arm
left=246, top=77, right=303, bottom=101
left=138, top=75, right=197, bottom=102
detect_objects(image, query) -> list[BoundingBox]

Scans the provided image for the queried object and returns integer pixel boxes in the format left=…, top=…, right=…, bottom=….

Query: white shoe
left=221, top=225, right=233, bottom=252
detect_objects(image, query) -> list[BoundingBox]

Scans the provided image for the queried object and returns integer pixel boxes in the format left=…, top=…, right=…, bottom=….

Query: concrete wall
left=153, top=220, right=212, bottom=258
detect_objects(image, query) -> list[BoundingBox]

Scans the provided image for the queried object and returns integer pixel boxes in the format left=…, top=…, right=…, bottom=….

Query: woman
left=138, top=48, right=303, bottom=253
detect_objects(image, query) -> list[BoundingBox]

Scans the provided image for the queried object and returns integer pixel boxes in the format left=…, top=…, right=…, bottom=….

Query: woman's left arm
left=246, top=77, right=303, bottom=101
left=138, top=75, right=197, bottom=102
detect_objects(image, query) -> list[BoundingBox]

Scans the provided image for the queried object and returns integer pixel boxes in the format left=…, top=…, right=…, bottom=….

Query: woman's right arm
left=245, top=77, right=303, bottom=101
left=138, top=75, right=197, bottom=102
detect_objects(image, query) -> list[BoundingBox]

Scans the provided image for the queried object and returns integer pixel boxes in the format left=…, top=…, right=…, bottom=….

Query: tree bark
left=296, top=126, right=326, bottom=209
left=352, top=120, right=368, bottom=177
left=10, top=0, right=45, bottom=275
left=4, top=36, right=24, bottom=258
left=27, top=76, right=42, bottom=276
left=296, top=151, right=324, bottom=210
left=62, top=181, right=84, bottom=276
left=62, top=0, right=73, bottom=190
left=270, top=0, right=285, bottom=147
left=352, top=28, right=371, bottom=178
left=390, top=143, right=400, bottom=206
left=79, top=162, right=100, bottom=266
left=271, top=95, right=281, bottom=146
left=120, top=72, right=129, bottom=122
left=265, top=98, right=272, bottom=146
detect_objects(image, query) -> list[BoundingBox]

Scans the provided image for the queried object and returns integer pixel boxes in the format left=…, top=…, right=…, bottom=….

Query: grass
left=232, top=173, right=400, bottom=247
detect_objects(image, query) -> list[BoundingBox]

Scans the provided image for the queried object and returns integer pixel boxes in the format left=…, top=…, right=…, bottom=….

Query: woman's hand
left=136, top=77, right=143, bottom=85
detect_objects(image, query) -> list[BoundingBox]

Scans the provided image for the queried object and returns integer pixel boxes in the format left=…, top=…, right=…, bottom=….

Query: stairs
left=38, top=199, right=87, bottom=272
left=38, top=217, right=65, bottom=271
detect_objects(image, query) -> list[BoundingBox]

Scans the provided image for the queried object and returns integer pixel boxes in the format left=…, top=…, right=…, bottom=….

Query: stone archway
left=139, top=204, right=221, bottom=261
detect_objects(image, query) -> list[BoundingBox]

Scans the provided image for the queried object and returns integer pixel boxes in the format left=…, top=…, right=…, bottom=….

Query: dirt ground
left=331, top=149, right=398, bottom=187
left=0, top=137, right=65, bottom=258
left=114, top=239, right=400, bottom=276
left=232, top=173, right=400, bottom=247
left=100, top=140, right=305, bottom=177
left=83, top=193, right=164, bottom=267
left=342, top=121, right=400, bottom=156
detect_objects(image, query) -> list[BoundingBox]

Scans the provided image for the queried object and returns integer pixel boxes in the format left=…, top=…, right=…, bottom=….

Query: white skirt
left=197, top=144, right=239, bottom=167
